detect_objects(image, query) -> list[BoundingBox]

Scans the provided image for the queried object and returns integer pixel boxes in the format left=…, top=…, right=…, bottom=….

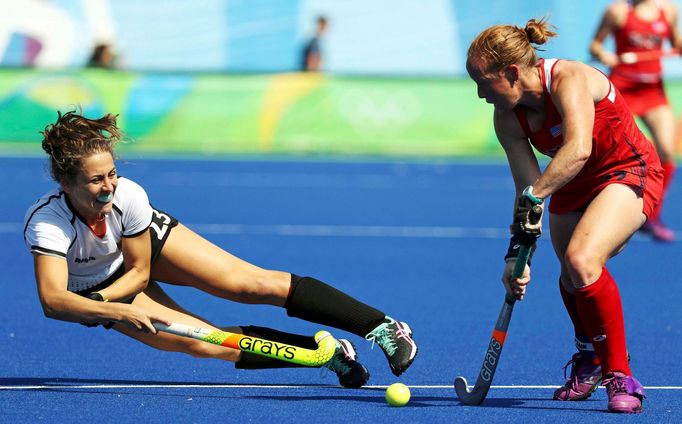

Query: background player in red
left=591, top=0, right=682, bottom=242
left=466, top=18, right=663, bottom=413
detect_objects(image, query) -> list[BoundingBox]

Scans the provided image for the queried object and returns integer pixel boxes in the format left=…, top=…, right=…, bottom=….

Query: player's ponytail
left=524, top=18, right=557, bottom=46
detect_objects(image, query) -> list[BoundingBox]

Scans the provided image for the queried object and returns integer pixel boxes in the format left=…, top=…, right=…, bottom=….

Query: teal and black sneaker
left=365, top=316, right=418, bottom=376
left=324, top=339, right=369, bottom=388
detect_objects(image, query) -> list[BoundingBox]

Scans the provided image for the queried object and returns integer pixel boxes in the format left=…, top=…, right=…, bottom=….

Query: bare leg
left=640, top=104, right=676, bottom=239
left=641, top=105, right=676, bottom=164
left=552, top=184, right=645, bottom=288
left=151, top=224, right=291, bottom=306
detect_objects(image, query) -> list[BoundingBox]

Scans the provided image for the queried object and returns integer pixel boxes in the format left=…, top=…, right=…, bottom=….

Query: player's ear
left=505, top=64, right=521, bottom=84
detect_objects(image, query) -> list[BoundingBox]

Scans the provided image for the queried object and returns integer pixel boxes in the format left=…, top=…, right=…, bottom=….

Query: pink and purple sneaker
left=553, top=353, right=602, bottom=401
left=604, top=372, right=646, bottom=414
left=640, top=219, right=675, bottom=242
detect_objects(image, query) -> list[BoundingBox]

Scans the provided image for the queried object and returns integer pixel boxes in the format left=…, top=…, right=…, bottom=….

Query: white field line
left=1, top=384, right=680, bottom=391
left=1, top=222, right=675, bottom=240
left=2, top=222, right=507, bottom=238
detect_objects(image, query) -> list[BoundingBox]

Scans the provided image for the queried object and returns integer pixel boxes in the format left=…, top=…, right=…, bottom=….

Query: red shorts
left=549, top=165, right=663, bottom=219
left=609, top=73, right=668, bottom=117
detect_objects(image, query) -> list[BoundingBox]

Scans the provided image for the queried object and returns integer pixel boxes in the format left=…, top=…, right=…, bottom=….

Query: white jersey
left=23, top=177, right=153, bottom=292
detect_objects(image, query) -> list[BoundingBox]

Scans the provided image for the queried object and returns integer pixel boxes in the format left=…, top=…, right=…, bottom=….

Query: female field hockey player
left=24, top=110, right=418, bottom=388
left=590, top=0, right=682, bottom=242
left=466, top=18, right=663, bottom=413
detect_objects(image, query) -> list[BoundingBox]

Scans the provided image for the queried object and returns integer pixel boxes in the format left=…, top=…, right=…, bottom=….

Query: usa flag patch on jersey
left=550, top=124, right=562, bottom=138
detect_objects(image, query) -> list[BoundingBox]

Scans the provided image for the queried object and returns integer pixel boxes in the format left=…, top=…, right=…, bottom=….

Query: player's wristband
left=504, top=234, right=537, bottom=266
left=522, top=185, right=544, bottom=205
left=87, top=292, right=109, bottom=302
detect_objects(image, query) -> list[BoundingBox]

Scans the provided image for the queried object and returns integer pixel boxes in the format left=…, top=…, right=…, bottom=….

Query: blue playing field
left=0, top=156, right=679, bottom=423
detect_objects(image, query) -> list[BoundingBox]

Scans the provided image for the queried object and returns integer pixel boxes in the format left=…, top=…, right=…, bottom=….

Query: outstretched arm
left=494, top=109, right=542, bottom=202
left=665, top=3, right=682, bottom=50
left=494, top=109, right=542, bottom=300
left=590, top=3, right=624, bottom=67
left=34, top=253, right=166, bottom=332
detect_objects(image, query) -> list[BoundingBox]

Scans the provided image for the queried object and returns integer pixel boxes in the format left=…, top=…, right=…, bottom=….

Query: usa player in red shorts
left=591, top=0, right=682, bottom=241
left=467, top=18, right=663, bottom=413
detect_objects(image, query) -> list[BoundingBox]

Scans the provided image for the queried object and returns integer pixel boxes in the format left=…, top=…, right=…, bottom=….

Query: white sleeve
left=24, top=209, right=74, bottom=258
left=119, top=178, right=153, bottom=237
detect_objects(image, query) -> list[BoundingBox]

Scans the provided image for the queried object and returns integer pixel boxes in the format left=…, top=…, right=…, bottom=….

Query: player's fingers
left=501, top=276, right=514, bottom=297
left=127, top=321, right=145, bottom=332
left=510, top=278, right=526, bottom=300
left=140, top=318, right=157, bottom=334
left=513, top=276, right=529, bottom=287
left=148, top=315, right=172, bottom=333
left=511, top=284, right=524, bottom=299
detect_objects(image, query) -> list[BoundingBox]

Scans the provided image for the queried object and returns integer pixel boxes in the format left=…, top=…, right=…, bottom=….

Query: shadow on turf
left=2, top=378, right=456, bottom=406
left=459, top=397, right=605, bottom=413
left=244, top=394, right=456, bottom=407
left=2, top=379, right=607, bottom=411
left=0, top=377, right=334, bottom=388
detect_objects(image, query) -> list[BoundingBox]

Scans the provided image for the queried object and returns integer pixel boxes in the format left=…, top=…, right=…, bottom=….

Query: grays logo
left=592, top=335, right=607, bottom=342
left=479, top=338, right=502, bottom=382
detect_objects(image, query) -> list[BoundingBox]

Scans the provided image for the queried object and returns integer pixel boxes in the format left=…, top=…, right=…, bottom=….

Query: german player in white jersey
left=24, top=110, right=418, bottom=386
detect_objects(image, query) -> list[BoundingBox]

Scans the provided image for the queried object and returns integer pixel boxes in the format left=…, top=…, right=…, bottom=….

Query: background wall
left=2, top=0, right=682, bottom=157
left=6, top=0, right=682, bottom=75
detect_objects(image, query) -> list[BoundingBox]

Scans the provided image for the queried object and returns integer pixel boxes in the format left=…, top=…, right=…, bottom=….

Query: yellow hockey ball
left=386, top=383, right=410, bottom=407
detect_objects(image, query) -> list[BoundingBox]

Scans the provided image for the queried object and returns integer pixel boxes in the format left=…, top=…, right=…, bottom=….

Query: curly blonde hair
left=41, top=110, right=122, bottom=185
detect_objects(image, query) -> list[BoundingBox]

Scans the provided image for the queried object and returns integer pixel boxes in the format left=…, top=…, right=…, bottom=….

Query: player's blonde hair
left=41, top=110, right=122, bottom=185
left=467, top=18, right=557, bottom=75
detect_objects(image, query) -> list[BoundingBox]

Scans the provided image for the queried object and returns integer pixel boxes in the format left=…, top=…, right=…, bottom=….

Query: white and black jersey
left=23, top=177, right=153, bottom=292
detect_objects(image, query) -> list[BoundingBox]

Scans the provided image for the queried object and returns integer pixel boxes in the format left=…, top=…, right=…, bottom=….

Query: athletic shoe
left=365, top=316, right=418, bottom=376
left=324, top=339, right=369, bottom=388
left=553, top=353, right=602, bottom=401
left=604, top=372, right=645, bottom=414
left=640, top=219, right=675, bottom=242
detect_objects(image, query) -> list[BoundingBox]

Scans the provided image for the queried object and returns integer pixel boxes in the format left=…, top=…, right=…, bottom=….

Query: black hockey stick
left=454, top=243, right=533, bottom=406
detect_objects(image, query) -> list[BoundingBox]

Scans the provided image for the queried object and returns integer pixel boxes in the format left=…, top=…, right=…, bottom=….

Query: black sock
left=284, top=275, right=386, bottom=337
left=235, top=325, right=320, bottom=369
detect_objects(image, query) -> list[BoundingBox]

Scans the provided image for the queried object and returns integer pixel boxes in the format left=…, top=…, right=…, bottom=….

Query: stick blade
left=454, top=376, right=485, bottom=406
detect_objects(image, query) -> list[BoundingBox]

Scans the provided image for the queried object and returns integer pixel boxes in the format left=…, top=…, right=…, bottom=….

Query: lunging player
left=24, top=110, right=418, bottom=388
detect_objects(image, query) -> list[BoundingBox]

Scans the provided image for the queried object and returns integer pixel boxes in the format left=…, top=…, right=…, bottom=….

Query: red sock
left=574, top=267, right=631, bottom=377
left=559, top=280, right=591, bottom=348
left=662, top=161, right=676, bottom=193
left=652, top=161, right=676, bottom=221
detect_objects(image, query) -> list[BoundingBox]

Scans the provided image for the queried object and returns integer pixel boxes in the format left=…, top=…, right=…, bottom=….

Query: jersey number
left=150, top=210, right=171, bottom=241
